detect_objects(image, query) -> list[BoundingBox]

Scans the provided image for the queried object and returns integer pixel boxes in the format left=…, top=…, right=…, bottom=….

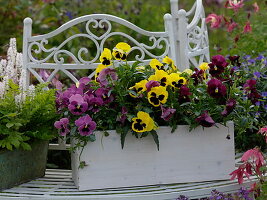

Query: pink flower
left=226, top=0, right=244, bottom=12
left=205, top=14, right=222, bottom=28
left=243, top=21, right=252, bottom=33
left=258, top=127, right=267, bottom=143
left=241, top=148, right=265, bottom=174
left=229, top=165, right=251, bottom=184
left=253, top=2, right=259, bottom=13
left=227, top=21, right=238, bottom=32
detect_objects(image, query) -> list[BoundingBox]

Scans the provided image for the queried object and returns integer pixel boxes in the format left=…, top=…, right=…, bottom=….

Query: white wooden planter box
left=71, top=122, right=235, bottom=191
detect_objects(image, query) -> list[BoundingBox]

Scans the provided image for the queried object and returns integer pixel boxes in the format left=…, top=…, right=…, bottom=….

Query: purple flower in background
left=68, top=94, right=88, bottom=115
left=221, top=99, right=236, bottom=117
left=256, top=54, right=264, bottom=60
left=39, top=69, right=50, bottom=81
left=243, top=55, right=251, bottom=60
left=237, top=187, right=253, bottom=200
left=161, top=105, right=176, bottom=121
left=253, top=72, right=261, bottom=78
left=146, top=80, right=160, bottom=92
left=207, top=79, right=227, bottom=98
left=195, top=111, right=215, bottom=127
left=209, top=189, right=233, bottom=200
left=247, top=59, right=256, bottom=64
left=97, top=68, right=118, bottom=86
left=75, top=115, right=96, bottom=136
left=66, top=11, right=74, bottom=19
left=261, top=92, right=267, bottom=99
left=54, top=118, right=70, bottom=136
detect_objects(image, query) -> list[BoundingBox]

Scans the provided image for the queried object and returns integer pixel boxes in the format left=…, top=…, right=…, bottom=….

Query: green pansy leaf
left=151, top=130, right=159, bottom=151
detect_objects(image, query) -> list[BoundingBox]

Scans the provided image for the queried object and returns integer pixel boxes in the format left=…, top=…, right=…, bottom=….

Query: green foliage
left=0, top=81, right=58, bottom=151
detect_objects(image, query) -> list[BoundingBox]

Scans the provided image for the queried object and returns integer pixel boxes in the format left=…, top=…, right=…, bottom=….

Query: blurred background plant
left=0, top=0, right=266, bottom=57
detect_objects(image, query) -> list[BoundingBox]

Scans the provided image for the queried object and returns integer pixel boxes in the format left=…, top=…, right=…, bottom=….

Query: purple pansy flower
left=178, top=85, right=191, bottom=104
left=160, top=105, right=176, bottom=121
left=190, top=68, right=204, bottom=85
left=85, top=94, right=104, bottom=113
left=146, top=80, right=160, bottom=92
left=75, top=115, right=96, bottom=136
left=97, top=68, right=118, bottom=86
left=54, top=118, right=70, bottom=136
left=221, top=98, right=236, bottom=117
left=207, top=79, right=227, bottom=98
left=209, top=55, right=228, bottom=77
left=68, top=94, right=88, bottom=115
left=196, top=111, right=215, bottom=127
left=95, top=88, right=114, bottom=104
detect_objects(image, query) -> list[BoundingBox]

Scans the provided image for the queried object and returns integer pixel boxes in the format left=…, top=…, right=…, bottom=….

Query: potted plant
left=54, top=42, right=259, bottom=190
left=0, top=39, right=58, bottom=190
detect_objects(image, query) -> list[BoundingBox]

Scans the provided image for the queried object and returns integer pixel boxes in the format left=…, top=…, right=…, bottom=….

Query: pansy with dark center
left=148, top=70, right=169, bottom=87
left=99, top=48, right=112, bottom=66
left=207, top=78, right=227, bottom=98
left=68, top=94, right=88, bottom=115
left=149, top=59, right=165, bottom=71
left=128, top=80, right=148, bottom=98
left=112, top=42, right=131, bottom=61
left=95, top=88, right=114, bottom=104
left=75, top=115, right=96, bottom=136
left=209, top=55, right=228, bottom=77
left=132, top=111, right=156, bottom=133
left=85, top=94, right=104, bottom=113
left=147, top=86, right=168, bottom=107
left=190, top=68, right=204, bottom=85
left=54, top=118, right=70, bottom=136
left=169, top=73, right=186, bottom=89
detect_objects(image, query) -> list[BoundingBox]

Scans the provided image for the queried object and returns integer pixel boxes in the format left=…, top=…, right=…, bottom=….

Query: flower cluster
left=54, top=42, right=266, bottom=151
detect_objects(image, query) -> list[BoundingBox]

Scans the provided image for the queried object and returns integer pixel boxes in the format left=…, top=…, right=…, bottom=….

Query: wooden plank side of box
left=71, top=122, right=235, bottom=191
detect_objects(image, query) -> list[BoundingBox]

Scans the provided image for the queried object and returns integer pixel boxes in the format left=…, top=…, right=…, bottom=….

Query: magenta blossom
left=54, top=118, right=70, bottom=136
left=85, top=94, right=104, bottom=113
left=243, top=21, right=252, bottom=33
left=207, top=79, right=227, bottom=98
left=160, top=105, right=176, bottom=121
left=97, top=68, right=118, bottom=86
left=95, top=88, right=114, bottom=104
left=205, top=14, right=222, bottom=28
left=195, top=111, right=215, bottom=127
left=191, top=68, right=204, bottom=85
left=146, top=80, right=160, bottom=92
left=75, top=115, right=96, bottom=136
left=226, top=0, right=244, bottom=12
left=178, top=85, right=191, bottom=104
left=227, top=21, right=238, bottom=32
left=221, top=98, right=236, bottom=116
left=209, top=55, right=228, bottom=77
left=68, top=94, right=88, bottom=115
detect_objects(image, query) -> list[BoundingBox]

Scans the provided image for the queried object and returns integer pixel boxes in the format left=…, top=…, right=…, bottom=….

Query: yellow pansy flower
left=147, top=86, right=168, bottom=107
left=199, top=62, right=209, bottom=71
left=129, top=80, right=148, bottom=98
left=149, top=59, right=165, bottom=71
left=112, top=42, right=131, bottom=61
left=199, top=62, right=209, bottom=79
left=168, top=73, right=186, bottom=88
left=95, top=64, right=107, bottom=80
left=99, top=48, right=112, bottom=66
left=162, top=56, right=177, bottom=71
left=132, top=111, right=157, bottom=133
left=148, top=70, right=169, bottom=87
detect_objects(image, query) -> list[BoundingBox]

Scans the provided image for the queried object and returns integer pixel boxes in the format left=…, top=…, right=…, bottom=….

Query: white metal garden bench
left=0, top=0, right=251, bottom=199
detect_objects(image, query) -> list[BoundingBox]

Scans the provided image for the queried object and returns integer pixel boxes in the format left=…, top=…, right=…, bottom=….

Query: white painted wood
left=72, top=122, right=235, bottom=191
